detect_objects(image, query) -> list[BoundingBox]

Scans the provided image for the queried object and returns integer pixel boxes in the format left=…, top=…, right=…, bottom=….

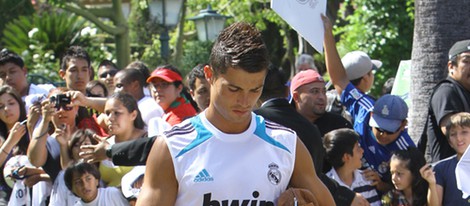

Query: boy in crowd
left=324, top=128, right=381, bottom=206
left=64, top=162, right=128, bottom=206
left=421, top=112, right=470, bottom=205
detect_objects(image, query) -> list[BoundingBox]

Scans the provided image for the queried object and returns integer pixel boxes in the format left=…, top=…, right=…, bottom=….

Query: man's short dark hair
left=60, top=46, right=91, bottom=71
left=98, top=59, right=119, bottom=70
left=187, top=64, right=207, bottom=91
left=116, top=68, right=145, bottom=89
left=64, top=162, right=101, bottom=194
left=350, top=77, right=363, bottom=87
left=323, top=128, right=360, bottom=169
left=209, top=22, right=269, bottom=76
left=126, top=61, right=150, bottom=80
left=0, top=49, right=24, bottom=68
left=260, top=64, right=288, bottom=101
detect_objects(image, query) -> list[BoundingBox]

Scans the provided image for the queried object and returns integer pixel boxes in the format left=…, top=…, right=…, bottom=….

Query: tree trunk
left=410, top=0, right=470, bottom=142
left=115, top=30, right=130, bottom=68
left=173, top=0, right=187, bottom=68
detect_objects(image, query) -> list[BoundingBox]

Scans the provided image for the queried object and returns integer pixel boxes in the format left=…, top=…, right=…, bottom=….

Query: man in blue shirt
left=322, top=15, right=415, bottom=193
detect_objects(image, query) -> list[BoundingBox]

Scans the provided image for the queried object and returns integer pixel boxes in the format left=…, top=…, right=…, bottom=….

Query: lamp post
left=188, top=5, right=231, bottom=42
left=148, top=0, right=184, bottom=62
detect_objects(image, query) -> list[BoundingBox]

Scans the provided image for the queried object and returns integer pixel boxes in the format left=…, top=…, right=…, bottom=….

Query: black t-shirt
left=427, top=77, right=470, bottom=162
left=314, top=112, right=353, bottom=137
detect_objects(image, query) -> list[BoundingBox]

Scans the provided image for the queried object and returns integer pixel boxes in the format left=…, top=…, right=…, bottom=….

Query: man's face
left=190, top=77, right=210, bottom=111
left=450, top=52, right=470, bottom=91
left=208, top=67, right=266, bottom=125
left=113, top=73, right=130, bottom=94
left=0, top=62, right=28, bottom=94
left=60, top=58, right=90, bottom=93
left=294, top=82, right=327, bottom=119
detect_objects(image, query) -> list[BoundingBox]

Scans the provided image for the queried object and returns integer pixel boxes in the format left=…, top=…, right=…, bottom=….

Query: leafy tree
left=47, top=0, right=131, bottom=68
left=0, top=0, right=35, bottom=48
left=334, top=0, right=414, bottom=97
left=2, top=11, right=111, bottom=82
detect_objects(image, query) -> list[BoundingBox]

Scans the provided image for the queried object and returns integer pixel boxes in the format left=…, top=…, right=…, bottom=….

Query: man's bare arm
left=290, top=136, right=336, bottom=206
left=323, top=14, right=349, bottom=95
left=136, top=137, right=178, bottom=206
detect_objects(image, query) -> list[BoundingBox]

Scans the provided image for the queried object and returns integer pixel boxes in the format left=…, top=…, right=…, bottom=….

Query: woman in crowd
left=99, top=92, right=147, bottom=187
left=0, top=85, right=29, bottom=203
left=147, top=65, right=197, bottom=125
left=28, top=87, right=81, bottom=183
left=86, top=80, right=109, bottom=134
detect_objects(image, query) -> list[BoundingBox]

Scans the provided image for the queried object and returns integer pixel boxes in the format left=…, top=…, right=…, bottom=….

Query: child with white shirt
left=324, top=128, right=381, bottom=206
left=64, top=162, right=128, bottom=206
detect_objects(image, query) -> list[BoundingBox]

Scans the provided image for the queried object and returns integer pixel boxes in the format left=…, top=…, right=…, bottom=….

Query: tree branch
left=62, top=3, right=125, bottom=36
left=88, top=8, right=117, bottom=21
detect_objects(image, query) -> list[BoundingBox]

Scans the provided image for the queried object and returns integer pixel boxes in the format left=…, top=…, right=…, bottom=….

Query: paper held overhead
left=271, top=0, right=327, bottom=53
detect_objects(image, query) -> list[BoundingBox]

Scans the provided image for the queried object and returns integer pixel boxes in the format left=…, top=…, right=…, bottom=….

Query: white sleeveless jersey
left=164, top=112, right=297, bottom=206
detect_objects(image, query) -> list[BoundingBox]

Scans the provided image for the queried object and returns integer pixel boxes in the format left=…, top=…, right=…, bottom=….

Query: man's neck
left=19, top=83, right=30, bottom=97
left=205, top=107, right=251, bottom=134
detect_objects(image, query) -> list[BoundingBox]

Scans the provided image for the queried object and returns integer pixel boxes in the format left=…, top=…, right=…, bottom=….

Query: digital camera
left=49, top=94, right=71, bottom=110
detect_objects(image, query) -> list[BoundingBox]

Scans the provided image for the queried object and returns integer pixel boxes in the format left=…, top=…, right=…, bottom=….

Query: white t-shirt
left=137, top=96, right=164, bottom=128
left=165, top=112, right=297, bottom=206
left=23, top=83, right=55, bottom=113
left=74, top=187, right=128, bottom=206
left=49, top=171, right=80, bottom=206
left=326, top=168, right=381, bottom=206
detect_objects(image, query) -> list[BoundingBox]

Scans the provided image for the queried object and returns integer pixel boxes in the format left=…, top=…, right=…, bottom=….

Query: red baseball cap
left=290, top=69, right=324, bottom=95
left=147, top=68, right=183, bottom=83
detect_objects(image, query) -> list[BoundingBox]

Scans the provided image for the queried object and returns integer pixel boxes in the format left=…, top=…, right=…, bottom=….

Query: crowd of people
left=0, top=14, right=469, bottom=206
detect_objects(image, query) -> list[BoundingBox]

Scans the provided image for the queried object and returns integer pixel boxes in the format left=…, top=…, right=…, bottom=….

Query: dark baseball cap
left=449, top=39, right=470, bottom=60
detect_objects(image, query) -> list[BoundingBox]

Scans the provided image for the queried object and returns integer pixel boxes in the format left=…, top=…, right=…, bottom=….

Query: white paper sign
left=271, top=0, right=327, bottom=53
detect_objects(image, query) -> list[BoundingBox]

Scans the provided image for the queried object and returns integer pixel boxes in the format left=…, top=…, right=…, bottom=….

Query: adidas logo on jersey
left=194, top=169, right=214, bottom=182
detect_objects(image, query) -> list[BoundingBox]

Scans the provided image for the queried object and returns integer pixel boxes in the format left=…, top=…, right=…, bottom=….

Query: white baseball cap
left=341, top=51, right=382, bottom=80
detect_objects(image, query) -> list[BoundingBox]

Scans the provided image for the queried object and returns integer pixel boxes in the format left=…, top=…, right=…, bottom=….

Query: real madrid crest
left=267, top=163, right=281, bottom=185
left=381, top=105, right=389, bottom=116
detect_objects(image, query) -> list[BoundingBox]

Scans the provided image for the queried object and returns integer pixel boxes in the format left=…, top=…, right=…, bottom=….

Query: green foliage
left=0, top=0, right=35, bottom=48
left=128, top=0, right=160, bottom=44
left=180, top=41, right=213, bottom=74
left=2, top=11, right=111, bottom=81
left=335, top=0, right=414, bottom=97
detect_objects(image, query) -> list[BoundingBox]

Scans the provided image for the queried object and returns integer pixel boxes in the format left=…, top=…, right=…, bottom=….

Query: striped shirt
left=327, top=169, right=381, bottom=206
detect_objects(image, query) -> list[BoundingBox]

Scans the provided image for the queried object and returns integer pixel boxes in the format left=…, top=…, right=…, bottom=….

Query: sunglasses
left=375, top=127, right=398, bottom=135
left=99, top=70, right=118, bottom=79
left=56, top=105, right=73, bottom=111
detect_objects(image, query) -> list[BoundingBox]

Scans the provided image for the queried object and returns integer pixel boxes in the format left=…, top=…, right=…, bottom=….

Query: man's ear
left=292, top=91, right=300, bottom=103
left=21, top=67, right=28, bottom=76
left=448, top=61, right=455, bottom=76
left=204, top=65, right=213, bottom=83
left=59, top=70, right=66, bottom=80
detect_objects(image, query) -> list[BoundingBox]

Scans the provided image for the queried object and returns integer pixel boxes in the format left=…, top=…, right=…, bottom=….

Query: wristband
left=105, top=147, right=112, bottom=158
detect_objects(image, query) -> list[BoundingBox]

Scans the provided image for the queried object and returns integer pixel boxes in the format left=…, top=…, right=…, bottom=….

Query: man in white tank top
left=137, top=22, right=335, bottom=206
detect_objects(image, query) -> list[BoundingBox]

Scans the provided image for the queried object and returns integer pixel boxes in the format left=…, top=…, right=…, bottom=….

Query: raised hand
left=55, top=124, right=71, bottom=147
left=79, top=134, right=109, bottom=163
left=419, top=164, right=436, bottom=185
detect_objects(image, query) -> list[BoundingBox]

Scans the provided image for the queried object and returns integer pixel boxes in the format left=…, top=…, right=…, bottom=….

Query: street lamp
left=188, top=5, right=231, bottom=42
left=148, top=0, right=184, bottom=62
